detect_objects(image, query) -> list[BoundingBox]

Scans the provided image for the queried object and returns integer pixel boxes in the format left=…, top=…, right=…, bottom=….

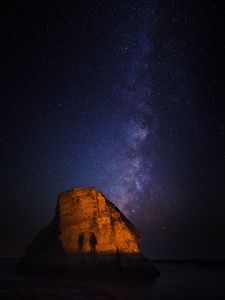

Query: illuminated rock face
left=58, top=187, right=140, bottom=254
left=18, top=187, right=158, bottom=277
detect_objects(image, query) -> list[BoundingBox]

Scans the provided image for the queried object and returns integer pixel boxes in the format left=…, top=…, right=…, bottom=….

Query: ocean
left=0, top=257, right=225, bottom=299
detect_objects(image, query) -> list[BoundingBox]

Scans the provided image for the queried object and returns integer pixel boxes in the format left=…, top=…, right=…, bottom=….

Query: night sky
left=1, top=1, right=225, bottom=259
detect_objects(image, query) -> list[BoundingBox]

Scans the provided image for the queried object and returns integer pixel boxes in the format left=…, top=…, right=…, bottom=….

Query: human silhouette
left=78, top=233, right=84, bottom=252
left=116, top=248, right=121, bottom=268
left=89, top=233, right=97, bottom=252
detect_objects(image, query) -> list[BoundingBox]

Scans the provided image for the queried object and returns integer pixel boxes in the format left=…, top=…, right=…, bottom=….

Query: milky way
left=102, top=8, right=165, bottom=225
left=107, top=29, right=152, bottom=215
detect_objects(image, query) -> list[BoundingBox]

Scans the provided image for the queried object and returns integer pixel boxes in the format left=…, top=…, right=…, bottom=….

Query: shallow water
left=0, top=257, right=225, bottom=299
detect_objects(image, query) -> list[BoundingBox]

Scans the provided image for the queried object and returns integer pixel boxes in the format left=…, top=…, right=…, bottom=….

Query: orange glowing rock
left=58, top=187, right=140, bottom=254
left=18, top=187, right=158, bottom=277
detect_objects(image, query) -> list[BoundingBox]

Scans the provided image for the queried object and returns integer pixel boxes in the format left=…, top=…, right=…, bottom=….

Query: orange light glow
left=58, top=187, right=140, bottom=254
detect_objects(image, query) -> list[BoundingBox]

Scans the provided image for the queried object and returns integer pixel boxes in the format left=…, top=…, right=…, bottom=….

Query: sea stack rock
left=18, top=187, right=158, bottom=278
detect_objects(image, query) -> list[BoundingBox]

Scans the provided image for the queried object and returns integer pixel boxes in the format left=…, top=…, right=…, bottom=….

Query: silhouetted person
left=78, top=233, right=84, bottom=252
left=116, top=248, right=121, bottom=268
left=89, top=233, right=97, bottom=252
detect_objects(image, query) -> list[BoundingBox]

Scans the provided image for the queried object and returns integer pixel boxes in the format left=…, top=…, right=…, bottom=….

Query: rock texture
left=18, top=187, right=157, bottom=277
left=59, top=187, right=140, bottom=254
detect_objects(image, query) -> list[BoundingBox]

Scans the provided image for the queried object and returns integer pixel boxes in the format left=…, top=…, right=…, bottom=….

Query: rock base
left=17, top=253, right=159, bottom=279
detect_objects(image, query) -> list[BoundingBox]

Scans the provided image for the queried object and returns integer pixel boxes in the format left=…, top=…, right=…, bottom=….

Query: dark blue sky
left=1, top=0, right=225, bottom=259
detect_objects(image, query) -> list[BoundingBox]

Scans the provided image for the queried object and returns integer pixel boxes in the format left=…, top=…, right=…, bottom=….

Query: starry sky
left=1, top=0, right=225, bottom=259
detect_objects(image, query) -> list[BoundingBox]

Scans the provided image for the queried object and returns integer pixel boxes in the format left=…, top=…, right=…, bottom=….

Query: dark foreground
left=0, top=257, right=225, bottom=299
